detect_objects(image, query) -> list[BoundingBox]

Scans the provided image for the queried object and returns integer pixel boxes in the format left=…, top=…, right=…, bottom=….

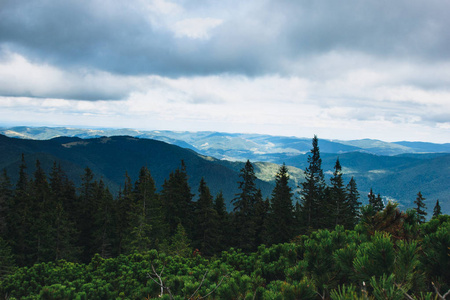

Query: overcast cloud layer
left=0, top=0, right=449, bottom=142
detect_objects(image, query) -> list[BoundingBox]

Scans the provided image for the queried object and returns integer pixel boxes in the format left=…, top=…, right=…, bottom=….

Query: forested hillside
left=0, top=134, right=273, bottom=209
left=1, top=127, right=449, bottom=213
left=1, top=135, right=448, bottom=299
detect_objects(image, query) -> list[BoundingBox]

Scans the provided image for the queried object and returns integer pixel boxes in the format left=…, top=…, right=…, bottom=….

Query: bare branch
left=395, top=283, right=415, bottom=300
left=198, top=274, right=229, bottom=300
left=148, top=264, right=173, bottom=300
left=189, top=269, right=209, bottom=299
left=431, top=282, right=450, bottom=300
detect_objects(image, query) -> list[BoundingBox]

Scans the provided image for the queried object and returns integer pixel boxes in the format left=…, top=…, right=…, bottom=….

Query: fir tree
left=160, top=161, right=194, bottom=237
left=346, top=176, right=361, bottom=227
left=432, top=200, right=441, bottom=218
left=368, top=189, right=384, bottom=212
left=266, top=164, right=294, bottom=245
left=0, top=236, right=16, bottom=278
left=124, top=167, right=159, bottom=253
left=133, top=166, right=165, bottom=250
left=193, top=178, right=219, bottom=256
left=214, top=191, right=230, bottom=252
left=298, top=135, right=326, bottom=232
left=77, top=167, right=97, bottom=262
left=49, top=162, right=78, bottom=223
left=375, top=194, right=384, bottom=211
left=49, top=162, right=79, bottom=261
left=232, top=160, right=259, bottom=251
left=31, top=160, right=53, bottom=263
left=92, top=180, right=115, bottom=258
left=114, top=172, right=134, bottom=255
left=414, top=191, right=427, bottom=224
left=0, top=169, right=13, bottom=240
left=327, top=158, right=351, bottom=229
left=12, top=154, right=34, bottom=266
left=161, top=223, right=192, bottom=257
left=254, top=191, right=269, bottom=247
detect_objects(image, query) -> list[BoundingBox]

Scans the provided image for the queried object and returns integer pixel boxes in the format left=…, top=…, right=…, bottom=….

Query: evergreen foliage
left=266, top=164, right=294, bottom=244
left=433, top=199, right=442, bottom=218
left=346, top=176, right=361, bottom=227
left=193, top=178, right=219, bottom=256
left=232, top=160, right=260, bottom=252
left=160, top=161, right=194, bottom=238
left=368, top=188, right=384, bottom=212
left=2, top=211, right=447, bottom=299
left=414, top=191, right=427, bottom=223
left=0, top=147, right=449, bottom=299
left=298, top=135, right=326, bottom=232
left=327, top=158, right=352, bottom=229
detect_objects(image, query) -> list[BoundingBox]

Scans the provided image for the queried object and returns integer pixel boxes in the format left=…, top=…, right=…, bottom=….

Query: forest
left=0, top=136, right=448, bottom=299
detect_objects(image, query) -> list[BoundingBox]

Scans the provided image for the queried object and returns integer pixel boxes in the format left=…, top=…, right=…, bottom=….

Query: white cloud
left=1, top=0, right=449, bottom=142
left=2, top=69, right=448, bottom=142
left=171, top=18, right=223, bottom=39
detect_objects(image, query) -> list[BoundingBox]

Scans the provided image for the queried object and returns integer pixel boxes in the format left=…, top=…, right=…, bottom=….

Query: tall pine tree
left=368, top=189, right=384, bottom=212
left=77, top=167, right=97, bottom=262
left=266, top=164, right=294, bottom=245
left=414, top=191, right=427, bottom=224
left=31, top=160, right=53, bottom=263
left=298, top=135, right=326, bottom=232
left=232, top=160, right=259, bottom=251
left=193, top=178, right=219, bottom=256
left=0, top=169, right=13, bottom=241
left=346, top=176, right=361, bottom=227
left=432, top=199, right=441, bottom=218
left=92, top=180, right=115, bottom=258
left=49, top=162, right=79, bottom=261
left=160, top=161, right=194, bottom=238
left=114, top=172, right=134, bottom=255
left=214, top=191, right=230, bottom=252
left=12, top=154, right=34, bottom=266
left=327, top=158, right=351, bottom=229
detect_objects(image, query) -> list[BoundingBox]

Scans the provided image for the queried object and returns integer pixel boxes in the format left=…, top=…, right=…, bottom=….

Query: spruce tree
left=433, top=200, right=441, bottom=218
left=193, top=178, right=219, bottom=256
left=414, top=191, right=427, bottom=224
left=114, top=172, right=134, bottom=255
left=346, top=176, right=361, bottom=227
left=214, top=191, right=230, bottom=252
left=123, top=167, right=160, bottom=253
left=49, top=162, right=78, bottom=261
left=266, top=164, right=294, bottom=245
left=0, top=169, right=13, bottom=240
left=133, top=166, right=165, bottom=250
left=92, top=180, right=115, bottom=258
left=254, top=190, right=269, bottom=247
left=12, top=154, right=34, bottom=266
left=298, top=135, right=326, bottom=232
left=77, top=167, right=97, bottom=262
left=368, top=189, right=384, bottom=212
left=375, top=194, right=384, bottom=212
left=232, top=160, right=258, bottom=251
left=327, top=158, right=351, bottom=229
left=160, top=161, right=194, bottom=237
left=31, top=160, right=53, bottom=263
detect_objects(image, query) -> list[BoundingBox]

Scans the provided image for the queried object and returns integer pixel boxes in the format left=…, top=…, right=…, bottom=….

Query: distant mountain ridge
left=0, top=126, right=449, bottom=214
left=0, top=134, right=274, bottom=210
left=1, top=126, right=449, bottom=159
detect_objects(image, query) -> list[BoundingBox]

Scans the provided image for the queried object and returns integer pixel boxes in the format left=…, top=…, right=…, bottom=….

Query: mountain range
left=1, top=126, right=449, bottom=214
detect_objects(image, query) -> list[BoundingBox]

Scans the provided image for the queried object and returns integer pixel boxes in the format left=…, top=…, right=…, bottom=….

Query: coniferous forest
left=1, top=136, right=449, bottom=299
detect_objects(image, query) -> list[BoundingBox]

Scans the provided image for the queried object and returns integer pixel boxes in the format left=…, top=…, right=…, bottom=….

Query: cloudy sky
left=1, top=0, right=449, bottom=142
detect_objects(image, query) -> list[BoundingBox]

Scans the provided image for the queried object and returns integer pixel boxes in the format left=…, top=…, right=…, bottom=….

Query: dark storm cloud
left=1, top=0, right=449, bottom=77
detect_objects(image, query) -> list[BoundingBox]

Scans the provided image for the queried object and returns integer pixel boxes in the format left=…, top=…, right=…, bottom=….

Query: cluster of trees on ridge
left=0, top=136, right=448, bottom=299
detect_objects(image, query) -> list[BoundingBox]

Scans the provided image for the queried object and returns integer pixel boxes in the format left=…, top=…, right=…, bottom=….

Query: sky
left=0, top=0, right=449, bottom=143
